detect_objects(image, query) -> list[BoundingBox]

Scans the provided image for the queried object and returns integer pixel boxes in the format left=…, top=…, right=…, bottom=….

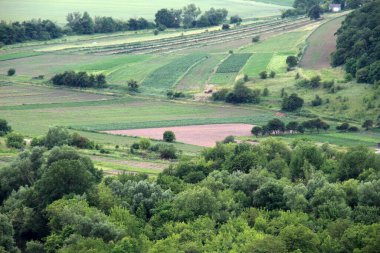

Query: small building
left=329, top=4, right=342, bottom=12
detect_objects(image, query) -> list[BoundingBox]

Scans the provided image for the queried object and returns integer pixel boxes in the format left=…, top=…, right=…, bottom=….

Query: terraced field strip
left=216, top=53, right=253, bottom=73
left=70, top=17, right=312, bottom=55
left=0, top=51, right=43, bottom=61
left=141, top=54, right=207, bottom=93
left=241, top=52, right=274, bottom=77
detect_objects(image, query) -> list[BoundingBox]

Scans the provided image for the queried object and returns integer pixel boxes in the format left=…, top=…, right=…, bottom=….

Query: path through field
left=103, top=124, right=254, bottom=147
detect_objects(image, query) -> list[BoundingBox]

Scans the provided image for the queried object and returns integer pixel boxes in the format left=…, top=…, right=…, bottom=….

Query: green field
left=0, top=0, right=288, bottom=23
left=216, top=53, right=252, bottom=73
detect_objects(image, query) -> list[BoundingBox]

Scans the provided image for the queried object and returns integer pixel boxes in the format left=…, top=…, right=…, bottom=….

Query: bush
left=7, top=68, right=15, bottom=76
left=158, top=144, right=177, bottom=159
left=243, top=74, right=249, bottom=82
left=252, top=35, right=260, bottom=42
left=70, top=132, right=94, bottom=149
left=259, top=71, right=268, bottom=79
left=282, top=93, right=304, bottom=111
left=286, top=56, right=298, bottom=68
left=153, top=29, right=159, bottom=35
left=51, top=71, right=107, bottom=88
left=348, top=126, right=359, bottom=132
left=0, top=119, right=12, bottom=136
left=222, top=135, right=235, bottom=144
left=225, top=83, right=261, bottom=104
left=6, top=133, right=25, bottom=149
left=269, top=71, right=276, bottom=78
left=311, top=95, right=323, bottom=106
left=127, top=79, right=139, bottom=92
left=212, top=88, right=230, bottom=101
left=336, top=123, right=350, bottom=131
left=263, top=88, right=269, bottom=96
left=131, top=143, right=140, bottom=150
left=222, top=24, right=230, bottom=30
left=139, top=138, right=151, bottom=150
left=163, top=131, right=176, bottom=142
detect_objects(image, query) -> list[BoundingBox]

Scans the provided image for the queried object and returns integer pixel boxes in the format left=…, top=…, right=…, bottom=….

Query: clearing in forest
left=102, top=124, right=255, bottom=147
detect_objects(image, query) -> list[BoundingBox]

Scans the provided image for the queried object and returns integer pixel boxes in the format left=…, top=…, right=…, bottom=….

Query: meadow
left=0, top=0, right=287, bottom=23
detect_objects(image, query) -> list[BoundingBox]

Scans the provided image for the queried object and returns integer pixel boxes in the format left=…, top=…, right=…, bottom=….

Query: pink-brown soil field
left=103, top=124, right=254, bottom=147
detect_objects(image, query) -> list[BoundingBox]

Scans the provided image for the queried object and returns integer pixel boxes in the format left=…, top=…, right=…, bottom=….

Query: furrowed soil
left=102, top=123, right=254, bottom=147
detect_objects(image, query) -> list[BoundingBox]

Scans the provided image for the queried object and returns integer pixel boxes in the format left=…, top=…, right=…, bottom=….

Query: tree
left=163, top=131, right=176, bottom=142
left=266, top=118, right=285, bottom=134
left=308, top=5, right=322, bottom=20
left=7, top=68, right=15, bottom=76
left=269, top=71, right=276, bottom=78
left=221, top=24, right=230, bottom=30
left=282, top=93, right=304, bottom=111
left=182, top=4, right=201, bottom=28
left=155, top=9, right=181, bottom=28
left=263, top=87, right=269, bottom=96
left=35, top=159, right=98, bottom=204
left=251, top=126, right=262, bottom=137
left=286, top=121, right=299, bottom=133
left=0, top=119, right=12, bottom=136
left=225, top=83, right=260, bottom=104
left=230, top=15, right=242, bottom=24
left=362, top=119, right=373, bottom=130
left=6, top=133, right=25, bottom=149
left=158, top=144, right=178, bottom=159
left=279, top=225, right=320, bottom=253
left=253, top=180, right=286, bottom=210
left=336, top=122, right=350, bottom=131
left=44, top=126, right=71, bottom=149
left=127, top=79, right=139, bottom=92
left=0, top=214, right=19, bottom=253
left=252, top=35, right=260, bottom=42
left=286, top=56, right=298, bottom=68
left=259, top=71, right=268, bottom=79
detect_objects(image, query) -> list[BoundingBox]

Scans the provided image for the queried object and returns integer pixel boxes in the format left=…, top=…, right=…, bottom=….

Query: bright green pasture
left=216, top=53, right=252, bottom=73
left=0, top=0, right=287, bottom=23
left=241, top=53, right=273, bottom=77
left=251, top=0, right=294, bottom=7
left=0, top=51, right=42, bottom=61
left=209, top=73, right=237, bottom=85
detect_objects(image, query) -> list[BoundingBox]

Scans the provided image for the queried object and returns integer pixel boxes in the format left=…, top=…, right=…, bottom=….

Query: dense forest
left=331, top=0, right=380, bottom=83
left=0, top=122, right=379, bottom=253
left=0, top=4, right=229, bottom=45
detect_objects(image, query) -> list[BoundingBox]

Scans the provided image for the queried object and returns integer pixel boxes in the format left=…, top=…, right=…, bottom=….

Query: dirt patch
left=102, top=123, right=254, bottom=147
left=300, top=16, right=346, bottom=69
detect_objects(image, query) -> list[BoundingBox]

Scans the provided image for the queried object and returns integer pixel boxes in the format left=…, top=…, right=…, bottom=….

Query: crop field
left=300, top=16, right=346, bottom=69
left=241, top=53, right=274, bottom=77
left=104, top=124, right=255, bottom=147
left=0, top=0, right=288, bottom=23
left=141, top=54, right=207, bottom=93
left=216, top=53, right=252, bottom=73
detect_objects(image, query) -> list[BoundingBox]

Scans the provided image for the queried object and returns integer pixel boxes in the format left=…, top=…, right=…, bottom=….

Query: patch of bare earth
left=102, top=123, right=254, bottom=147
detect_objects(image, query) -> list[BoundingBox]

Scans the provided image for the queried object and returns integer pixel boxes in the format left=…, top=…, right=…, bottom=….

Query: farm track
left=62, top=17, right=312, bottom=55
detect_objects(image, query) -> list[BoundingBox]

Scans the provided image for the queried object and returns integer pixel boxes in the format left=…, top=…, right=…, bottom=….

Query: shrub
left=7, top=68, right=15, bottom=76
left=311, top=95, right=323, bottom=106
left=348, top=126, right=359, bottom=132
left=243, top=74, right=249, bottom=82
left=51, top=71, right=107, bottom=88
left=158, top=145, right=177, bottom=159
left=251, top=126, right=262, bottom=137
left=212, top=88, right=230, bottom=101
left=222, top=24, right=230, bottom=30
left=153, top=29, right=159, bottom=35
left=163, top=131, right=176, bottom=142
left=139, top=138, right=151, bottom=150
left=222, top=135, right=235, bottom=144
left=286, top=56, right=298, bottom=68
left=70, top=132, right=94, bottom=149
left=0, top=119, right=12, bottom=136
left=269, top=71, right=276, bottom=78
left=252, top=35, right=260, bottom=42
left=336, top=123, right=350, bottom=131
left=131, top=143, right=140, bottom=150
left=127, top=79, right=139, bottom=92
left=282, top=93, right=304, bottom=111
left=6, top=133, right=25, bottom=149
left=259, top=71, right=268, bottom=79
left=263, top=88, right=269, bottom=96
left=225, top=83, right=261, bottom=104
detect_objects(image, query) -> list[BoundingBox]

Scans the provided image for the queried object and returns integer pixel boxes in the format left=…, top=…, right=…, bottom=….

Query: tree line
left=0, top=123, right=379, bottom=252
left=51, top=71, right=107, bottom=88
left=0, top=4, right=231, bottom=45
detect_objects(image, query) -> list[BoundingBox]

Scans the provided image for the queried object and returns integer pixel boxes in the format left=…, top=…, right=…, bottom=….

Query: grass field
left=0, top=0, right=288, bottom=23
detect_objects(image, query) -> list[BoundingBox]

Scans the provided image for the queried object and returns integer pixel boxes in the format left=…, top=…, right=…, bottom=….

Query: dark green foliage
left=225, top=83, right=261, bottom=104
left=362, top=119, right=373, bottom=130
left=286, top=55, right=298, bottom=68
left=308, top=5, right=322, bottom=20
left=263, top=87, right=269, bottom=96
left=7, top=68, right=15, bottom=76
left=311, top=95, right=323, bottom=106
left=196, top=8, right=228, bottom=27
left=251, top=126, right=262, bottom=137
left=269, top=71, right=276, bottom=78
left=230, top=15, right=242, bottom=24
left=155, top=8, right=182, bottom=28
left=212, top=88, right=229, bottom=101
left=0, top=19, right=63, bottom=45
left=5, top=133, right=25, bottom=149
left=51, top=71, right=107, bottom=88
left=158, top=144, right=178, bottom=159
left=253, top=181, right=285, bottom=210
left=163, top=131, right=175, bottom=142
left=336, top=122, right=350, bottom=131
left=331, top=1, right=380, bottom=83
left=0, top=119, right=12, bottom=136
left=282, top=93, right=304, bottom=111
left=127, top=79, right=139, bottom=92
left=252, top=35, right=260, bottom=42
left=0, top=214, right=19, bottom=253
left=222, top=135, right=235, bottom=144
left=221, top=24, right=230, bottom=30
left=66, top=12, right=95, bottom=34
left=259, top=71, right=268, bottom=79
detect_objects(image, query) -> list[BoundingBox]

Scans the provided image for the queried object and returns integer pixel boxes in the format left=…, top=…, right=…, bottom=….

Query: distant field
left=301, top=16, right=346, bottom=69
left=0, top=0, right=287, bottom=23
left=252, top=0, right=294, bottom=7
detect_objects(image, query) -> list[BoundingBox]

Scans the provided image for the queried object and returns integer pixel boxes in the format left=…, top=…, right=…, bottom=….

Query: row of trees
left=0, top=19, right=63, bottom=45
left=51, top=71, right=107, bottom=88
left=251, top=118, right=330, bottom=137
left=1, top=127, right=379, bottom=252
left=1, top=5, right=231, bottom=45
left=212, top=83, right=261, bottom=104
left=331, top=0, right=380, bottom=84
left=155, top=5, right=228, bottom=29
